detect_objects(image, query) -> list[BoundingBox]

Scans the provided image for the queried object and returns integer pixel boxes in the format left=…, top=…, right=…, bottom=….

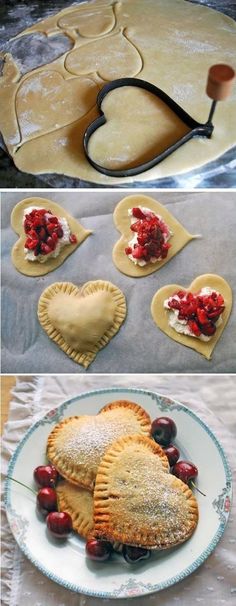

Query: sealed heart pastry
left=47, top=401, right=152, bottom=490
left=151, top=274, right=232, bottom=360
left=11, top=197, right=92, bottom=276
left=113, top=194, right=200, bottom=277
left=94, top=434, right=198, bottom=549
left=56, top=481, right=94, bottom=538
left=38, top=280, right=127, bottom=368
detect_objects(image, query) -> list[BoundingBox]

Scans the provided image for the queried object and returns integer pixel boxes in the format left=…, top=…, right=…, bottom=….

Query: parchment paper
left=1, top=191, right=236, bottom=373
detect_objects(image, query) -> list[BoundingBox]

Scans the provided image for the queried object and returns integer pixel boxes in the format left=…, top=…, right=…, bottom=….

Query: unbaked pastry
left=151, top=274, right=232, bottom=360
left=56, top=480, right=94, bottom=537
left=94, top=434, right=198, bottom=549
left=47, top=400, right=152, bottom=489
left=113, top=194, right=199, bottom=277
left=11, top=197, right=91, bottom=276
left=0, top=0, right=235, bottom=184
left=38, top=280, right=127, bottom=368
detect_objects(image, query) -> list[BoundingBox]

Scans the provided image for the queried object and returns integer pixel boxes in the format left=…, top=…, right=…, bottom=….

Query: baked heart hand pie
left=94, top=435, right=198, bottom=549
left=11, top=197, right=92, bottom=276
left=56, top=481, right=94, bottom=538
left=112, top=195, right=200, bottom=277
left=151, top=274, right=232, bottom=360
left=38, top=280, right=126, bottom=368
left=47, top=401, right=152, bottom=490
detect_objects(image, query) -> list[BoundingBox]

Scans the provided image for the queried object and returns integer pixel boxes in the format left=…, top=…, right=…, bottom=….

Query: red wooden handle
left=206, top=64, right=235, bottom=101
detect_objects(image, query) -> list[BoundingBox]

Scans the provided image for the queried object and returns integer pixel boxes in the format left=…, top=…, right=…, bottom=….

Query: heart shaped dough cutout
left=38, top=280, right=127, bottom=368
left=151, top=274, right=232, bottom=360
left=47, top=401, right=152, bottom=489
left=113, top=194, right=199, bottom=277
left=11, top=197, right=92, bottom=277
left=94, top=435, right=198, bottom=549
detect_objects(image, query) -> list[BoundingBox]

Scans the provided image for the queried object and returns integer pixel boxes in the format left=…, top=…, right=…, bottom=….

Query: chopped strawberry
left=200, top=322, right=216, bottom=336
left=23, top=208, right=66, bottom=258
left=125, top=247, right=132, bottom=255
left=188, top=320, right=201, bottom=336
left=196, top=308, right=208, bottom=325
left=126, top=207, right=171, bottom=263
left=69, top=234, right=77, bottom=244
left=132, top=207, right=147, bottom=220
left=167, top=288, right=225, bottom=339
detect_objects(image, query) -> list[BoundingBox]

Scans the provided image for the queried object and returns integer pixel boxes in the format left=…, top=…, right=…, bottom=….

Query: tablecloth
left=1, top=374, right=236, bottom=606
left=1, top=191, right=236, bottom=373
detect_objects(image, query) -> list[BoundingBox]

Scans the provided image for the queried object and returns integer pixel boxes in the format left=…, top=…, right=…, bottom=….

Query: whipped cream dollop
left=23, top=206, right=71, bottom=263
left=164, top=287, right=223, bottom=342
left=127, top=206, right=172, bottom=267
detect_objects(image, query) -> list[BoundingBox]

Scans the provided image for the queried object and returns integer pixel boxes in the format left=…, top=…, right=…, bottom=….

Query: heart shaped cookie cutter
left=84, top=64, right=235, bottom=177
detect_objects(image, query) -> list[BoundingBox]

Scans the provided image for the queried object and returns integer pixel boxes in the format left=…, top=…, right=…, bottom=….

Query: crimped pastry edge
left=94, top=434, right=198, bottom=549
left=47, top=402, right=152, bottom=489
left=56, top=481, right=94, bottom=538
left=37, top=280, right=127, bottom=368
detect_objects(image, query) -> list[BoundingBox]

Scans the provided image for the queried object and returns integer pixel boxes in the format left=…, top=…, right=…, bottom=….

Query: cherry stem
left=190, top=481, right=206, bottom=497
left=6, top=476, right=36, bottom=496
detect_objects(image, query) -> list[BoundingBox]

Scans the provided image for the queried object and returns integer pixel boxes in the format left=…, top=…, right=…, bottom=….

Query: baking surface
left=1, top=191, right=236, bottom=373
left=0, top=0, right=236, bottom=189
left=1, top=374, right=236, bottom=606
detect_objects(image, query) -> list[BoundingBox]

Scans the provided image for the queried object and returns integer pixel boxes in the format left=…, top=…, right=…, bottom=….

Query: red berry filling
left=125, top=207, right=171, bottom=263
left=24, top=208, right=77, bottom=257
left=167, top=290, right=225, bottom=337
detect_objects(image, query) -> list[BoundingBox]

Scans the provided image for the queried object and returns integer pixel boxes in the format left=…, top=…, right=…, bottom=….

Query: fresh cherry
left=163, top=444, right=180, bottom=467
left=122, top=545, right=151, bottom=564
left=46, top=511, right=72, bottom=538
left=86, top=539, right=112, bottom=562
left=172, top=460, right=206, bottom=496
left=33, top=465, right=58, bottom=488
left=37, top=487, right=58, bottom=516
left=151, top=416, right=177, bottom=446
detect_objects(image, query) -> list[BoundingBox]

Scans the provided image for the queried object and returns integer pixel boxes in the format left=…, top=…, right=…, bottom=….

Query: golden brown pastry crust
left=47, top=401, right=151, bottom=490
left=112, top=195, right=199, bottom=277
left=11, top=197, right=92, bottom=276
left=38, top=280, right=127, bottom=368
left=56, top=480, right=94, bottom=538
left=151, top=274, right=233, bottom=360
left=94, top=434, right=198, bottom=549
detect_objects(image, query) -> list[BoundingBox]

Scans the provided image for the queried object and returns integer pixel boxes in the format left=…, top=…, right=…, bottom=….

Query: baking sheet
left=0, top=0, right=236, bottom=189
left=1, top=191, right=236, bottom=373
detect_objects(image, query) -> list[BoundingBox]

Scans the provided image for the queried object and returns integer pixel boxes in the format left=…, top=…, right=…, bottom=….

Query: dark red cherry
left=46, top=511, right=72, bottom=538
left=86, top=539, right=112, bottom=562
left=34, top=465, right=58, bottom=488
left=122, top=545, right=151, bottom=564
left=37, top=487, right=58, bottom=516
left=163, top=444, right=180, bottom=467
left=151, top=416, right=177, bottom=446
left=172, top=460, right=198, bottom=484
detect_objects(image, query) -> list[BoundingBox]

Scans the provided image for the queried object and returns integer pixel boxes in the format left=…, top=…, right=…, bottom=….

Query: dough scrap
left=112, top=194, right=199, bottom=277
left=38, top=280, right=127, bottom=368
left=11, top=197, right=92, bottom=277
left=151, top=274, right=233, bottom=360
left=0, top=0, right=235, bottom=184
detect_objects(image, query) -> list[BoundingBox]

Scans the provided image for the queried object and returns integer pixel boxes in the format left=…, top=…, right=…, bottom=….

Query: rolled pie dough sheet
left=0, top=0, right=236, bottom=184
left=151, top=274, right=233, bottom=360
left=38, top=279, right=127, bottom=368
left=112, top=194, right=200, bottom=277
left=11, top=197, right=92, bottom=276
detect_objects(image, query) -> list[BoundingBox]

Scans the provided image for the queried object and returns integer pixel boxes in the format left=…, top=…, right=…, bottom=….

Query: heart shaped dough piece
left=151, top=274, right=232, bottom=360
left=38, top=280, right=127, bottom=368
left=113, top=194, right=199, bottom=277
left=56, top=481, right=94, bottom=538
left=94, top=435, right=198, bottom=549
left=11, top=197, right=92, bottom=277
left=47, top=401, right=152, bottom=490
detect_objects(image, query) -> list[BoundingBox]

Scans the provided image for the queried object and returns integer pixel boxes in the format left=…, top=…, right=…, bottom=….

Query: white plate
left=5, top=388, right=232, bottom=599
